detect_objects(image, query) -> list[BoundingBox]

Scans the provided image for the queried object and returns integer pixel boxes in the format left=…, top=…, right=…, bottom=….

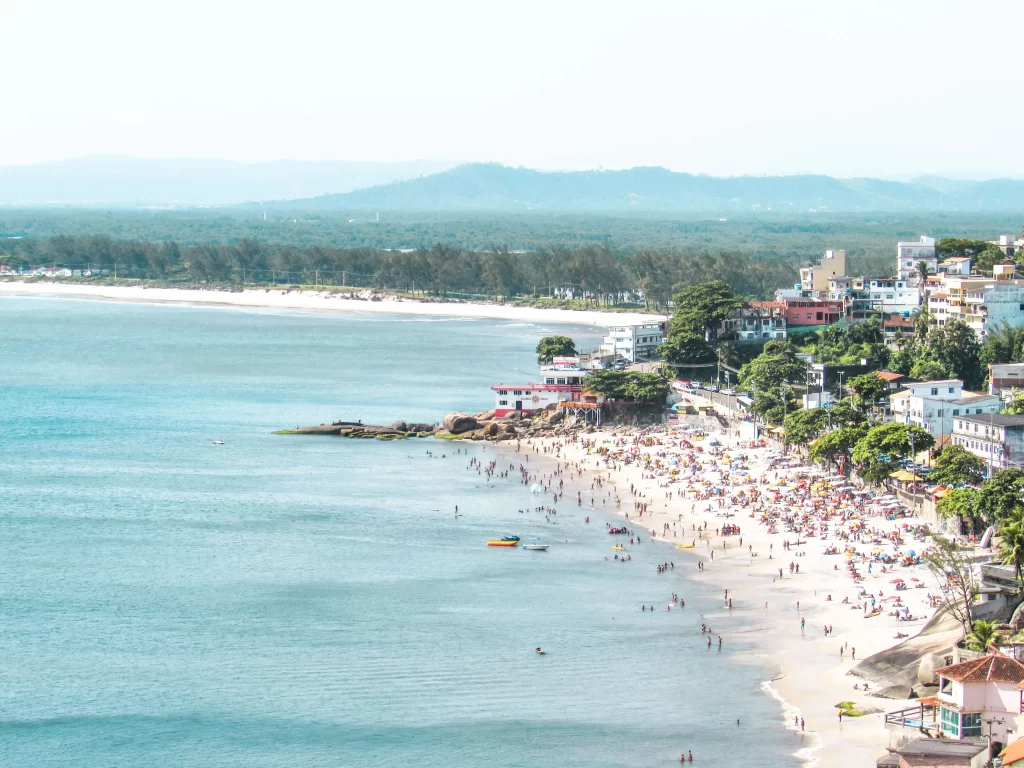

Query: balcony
left=885, top=701, right=937, bottom=731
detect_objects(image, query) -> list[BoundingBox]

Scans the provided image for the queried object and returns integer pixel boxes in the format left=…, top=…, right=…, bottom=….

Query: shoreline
left=0, top=280, right=665, bottom=328
left=503, top=419, right=945, bottom=768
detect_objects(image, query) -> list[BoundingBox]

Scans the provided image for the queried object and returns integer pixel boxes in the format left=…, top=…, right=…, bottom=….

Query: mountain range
left=0, top=156, right=455, bottom=206
left=275, top=164, right=1024, bottom=213
left=3, top=157, right=1024, bottom=213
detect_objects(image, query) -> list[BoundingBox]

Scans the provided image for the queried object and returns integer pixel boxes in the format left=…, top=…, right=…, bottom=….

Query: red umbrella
left=890, top=578, right=904, bottom=583
left=910, top=578, right=920, bottom=582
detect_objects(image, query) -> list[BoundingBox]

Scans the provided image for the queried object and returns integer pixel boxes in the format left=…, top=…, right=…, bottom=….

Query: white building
left=491, top=358, right=591, bottom=417
left=930, top=271, right=1024, bottom=342
left=897, top=235, right=938, bottom=283
left=599, top=323, right=664, bottom=363
left=952, top=414, right=1024, bottom=473
left=889, top=379, right=1001, bottom=437
left=723, top=302, right=786, bottom=341
left=932, top=654, right=1024, bottom=750
left=990, top=363, right=1024, bottom=398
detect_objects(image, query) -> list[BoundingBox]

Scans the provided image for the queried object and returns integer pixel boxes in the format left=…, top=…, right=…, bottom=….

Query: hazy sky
left=6, top=0, right=1023, bottom=178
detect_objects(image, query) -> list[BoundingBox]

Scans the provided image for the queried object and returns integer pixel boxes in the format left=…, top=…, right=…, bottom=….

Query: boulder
left=408, top=423, right=435, bottom=433
left=474, top=409, right=496, bottom=421
left=484, top=422, right=500, bottom=437
left=547, top=411, right=564, bottom=425
left=444, top=412, right=480, bottom=434
left=391, top=421, right=408, bottom=432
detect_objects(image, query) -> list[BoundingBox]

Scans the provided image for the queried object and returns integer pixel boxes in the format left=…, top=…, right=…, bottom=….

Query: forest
left=1, top=210, right=1019, bottom=304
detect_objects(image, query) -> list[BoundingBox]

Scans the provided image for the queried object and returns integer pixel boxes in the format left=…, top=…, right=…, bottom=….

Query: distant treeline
left=3, top=235, right=807, bottom=305
left=1, top=209, right=1021, bottom=272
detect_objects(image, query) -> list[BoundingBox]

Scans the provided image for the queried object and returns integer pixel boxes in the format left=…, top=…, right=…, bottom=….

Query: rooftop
left=935, top=653, right=1024, bottom=684
left=876, top=371, right=905, bottom=382
left=1000, top=738, right=1024, bottom=765
left=897, top=739, right=986, bottom=758
left=958, top=414, right=1024, bottom=428
left=953, top=392, right=1000, bottom=405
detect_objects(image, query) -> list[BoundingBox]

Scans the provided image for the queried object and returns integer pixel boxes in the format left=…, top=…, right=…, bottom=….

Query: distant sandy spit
left=0, top=281, right=666, bottom=329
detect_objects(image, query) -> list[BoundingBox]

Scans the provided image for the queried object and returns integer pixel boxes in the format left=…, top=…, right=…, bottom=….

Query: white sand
left=0, top=281, right=664, bottom=328
left=510, top=403, right=945, bottom=768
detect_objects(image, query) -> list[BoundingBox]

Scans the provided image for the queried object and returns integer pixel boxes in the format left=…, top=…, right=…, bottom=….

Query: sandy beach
left=504, top=402, right=946, bottom=768
left=0, top=281, right=664, bottom=328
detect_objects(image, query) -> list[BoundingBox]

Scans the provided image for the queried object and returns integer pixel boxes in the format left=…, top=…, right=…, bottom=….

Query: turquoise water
left=0, top=297, right=799, bottom=767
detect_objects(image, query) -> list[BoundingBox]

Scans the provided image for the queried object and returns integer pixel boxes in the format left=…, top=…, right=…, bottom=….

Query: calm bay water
left=0, top=296, right=799, bottom=767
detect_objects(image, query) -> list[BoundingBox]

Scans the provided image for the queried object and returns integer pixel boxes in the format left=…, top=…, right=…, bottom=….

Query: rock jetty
left=276, top=407, right=592, bottom=442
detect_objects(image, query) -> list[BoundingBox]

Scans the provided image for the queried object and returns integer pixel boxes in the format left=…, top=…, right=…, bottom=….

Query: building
left=883, top=315, right=916, bottom=348
left=723, top=302, right=787, bottom=341
left=799, top=249, right=847, bottom=293
left=782, top=298, right=844, bottom=330
left=897, top=236, right=938, bottom=283
left=952, top=414, right=1024, bottom=472
left=599, top=323, right=664, bottom=363
left=930, top=272, right=1024, bottom=342
left=939, top=256, right=973, bottom=276
left=889, top=380, right=1002, bottom=437
left=990, top=363, right=1024, bottom=398
left=879, top=738, right=988, bottom=768
left=491, top=358, right=589, bottom=417
left=932, top=653, right=1024, bottom=753
left=1000, top=738, right=1024, bottom=767
left=992, top=234, right=1024, bottom=259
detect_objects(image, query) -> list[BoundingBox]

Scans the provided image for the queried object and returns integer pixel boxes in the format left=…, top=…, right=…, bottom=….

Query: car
left=708, top=385, right=720, bottom=393
left=722, top=388, right=736, bottom=396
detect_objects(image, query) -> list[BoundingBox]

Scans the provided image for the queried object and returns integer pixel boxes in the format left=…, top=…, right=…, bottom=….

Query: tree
left=659, top=330, right=716, bottom=368
left=998, top=506, right=1024, bottom=585
left=783, top=408, right=829, bottom=446
left=848, top=372, right=889, bottom=414
left=622, top=372, right=671, bottom=403
left=667, top=281, right=742, bottom=338
left=739, top=340, right=806, bottom=392
left=923, top=534, right=979, bottom=636
left=1004, top=391, right=1024, bottom=415
left=975, top=469, right=1024, bottom=524
left=975, top=246, right=1008, bottom=274
left=536, top=335, right=576, bottom=364
left=965, top=619, right=998, bottom=652
left=937, top=487, right=979, bottom=521
left=928, top=319, right=983, bottom=390
left=751, top=386, right=798, bottom=424
left=929, top=445, right=986, bottom=487
left=585, top=370, right=669, bottom=403
left=936, top=238, right=993, bottom=261
left=809, top=423, right=869, bottom=471
left=826, top=400, right=867, bottom=427
left=909, top=359, right=949, bottom=381
left=851, top=422, right=935, bottom=484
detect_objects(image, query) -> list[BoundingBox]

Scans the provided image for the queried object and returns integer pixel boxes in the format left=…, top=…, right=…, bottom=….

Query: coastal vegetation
left=535, top=336, right=577, bottom=363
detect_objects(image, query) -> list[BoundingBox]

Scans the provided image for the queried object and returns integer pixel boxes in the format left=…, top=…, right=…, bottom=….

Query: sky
left=5, top=0, right=1024, bottom=178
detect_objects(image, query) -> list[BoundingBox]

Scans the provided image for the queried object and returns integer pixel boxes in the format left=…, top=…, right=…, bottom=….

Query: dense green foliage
left=851, top=423, right=935, bottom=483
left=808, top=423, right=870, bottom=470
left=536, top=336, right=576, bottom=364
left=584, top=370, right=671, bottom=402
left=928, top=445, right=986, bottom=487
left=974, top=469, right=1024, bottom=524
left=2, top=211, right=1022, bottom=299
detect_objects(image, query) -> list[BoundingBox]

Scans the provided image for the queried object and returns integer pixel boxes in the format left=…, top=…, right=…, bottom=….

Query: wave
left=761, top=678, right=823, bottom=768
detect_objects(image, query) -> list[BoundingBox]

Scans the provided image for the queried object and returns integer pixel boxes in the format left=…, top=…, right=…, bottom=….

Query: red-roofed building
left=1001, top=738, right=1024, bottom=767
left=932, top=653, right=1024, bottom=750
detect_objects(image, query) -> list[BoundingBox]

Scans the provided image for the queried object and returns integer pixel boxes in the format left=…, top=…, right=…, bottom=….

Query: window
left=977, top=408, right=983, bottom=414
left=513, top=390, right=522, bottom=396
left=556, top=378, right=566, bottom=385
left=961, top=712, right=982, bottom=738
left=931, top=388, right=938, bottom=396
left=498, top=400, right=508, bottom=406
left=545, top=378, right=555, bottom=384
left=523, top=391, right=531, bottom=396
left=498, top=390, right=508, bottom=396
left=953, top=409, right=960, bottom=416
left=948, top=387, right=954, bottom=394
left=816, top=312, right=823, bottom=321
left=941, top=707, right=959, bottom=736
left=806, top=313, right=812, bottom=320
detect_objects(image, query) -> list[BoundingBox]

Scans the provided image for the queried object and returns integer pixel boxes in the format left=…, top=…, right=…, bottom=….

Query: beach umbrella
left=910, top=578, right=920, bottom=582
left=890, top=578, right=904, bottom=583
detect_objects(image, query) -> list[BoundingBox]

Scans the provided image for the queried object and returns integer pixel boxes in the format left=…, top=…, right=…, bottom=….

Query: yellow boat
left=677, top=544, right=695, bottom=549
left=612, top=545, right=625, bottom=551
left=487, top=537, right=519, bottom=547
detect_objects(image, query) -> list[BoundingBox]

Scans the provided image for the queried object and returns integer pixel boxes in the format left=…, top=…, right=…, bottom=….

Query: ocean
left=0, top=296, right=800, bottom=767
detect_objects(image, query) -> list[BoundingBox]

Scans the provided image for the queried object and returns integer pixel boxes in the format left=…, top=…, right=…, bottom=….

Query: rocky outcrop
left=443, top=412, right=480, bottom=434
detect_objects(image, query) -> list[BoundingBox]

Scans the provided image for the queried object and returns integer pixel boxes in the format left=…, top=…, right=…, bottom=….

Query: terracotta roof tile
left=1000, top=738, right=1024, bottom=766
left=936, top=654, right=1024, bottom=684
left=876, top=372, right=905, bottom=381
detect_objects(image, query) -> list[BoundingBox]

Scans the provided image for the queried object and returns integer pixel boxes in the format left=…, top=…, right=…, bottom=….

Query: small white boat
left=523, top=544, right=549, bottom=551
left=212, top=440, right=224, bottom=445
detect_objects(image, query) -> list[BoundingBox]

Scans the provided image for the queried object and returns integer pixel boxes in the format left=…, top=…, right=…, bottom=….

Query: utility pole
left=984, top=716, right=1005, bottom=767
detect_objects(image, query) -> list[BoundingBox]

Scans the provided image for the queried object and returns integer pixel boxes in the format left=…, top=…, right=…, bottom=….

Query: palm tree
left=916, top=261, right=932, bottom=322
left=965, top=619, right=999, bottom=652
left=998, top=505, right=1024, bottom=584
